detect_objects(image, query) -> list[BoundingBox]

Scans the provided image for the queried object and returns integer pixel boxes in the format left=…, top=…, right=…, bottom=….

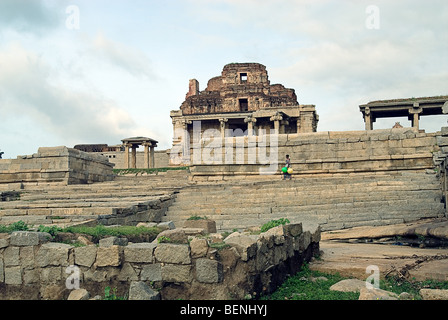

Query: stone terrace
left=0, top=171, right=190, bottom=227
left=163, top=171, right=445, bottom=232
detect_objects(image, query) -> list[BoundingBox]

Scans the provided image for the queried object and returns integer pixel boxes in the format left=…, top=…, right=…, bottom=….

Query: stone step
left=162, top=171, right=444, bottom=232
left=173, top=180, right=440, bottom=198
left=170, top=189, right=441, bottom=207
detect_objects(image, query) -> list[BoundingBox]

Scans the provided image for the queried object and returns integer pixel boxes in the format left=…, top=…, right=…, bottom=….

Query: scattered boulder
left=67, top=288, right=90, bottom=300
left=330, top=279, right=366, bottom=293
left=136, top=222, right=158, bottom=228
left=157, top=221, right=175, bottom=231
left=358, top=287, right=399, bottom=300
left=419, top=288, right=448, bottom=300
left=128, top=281, right=160, bottom=300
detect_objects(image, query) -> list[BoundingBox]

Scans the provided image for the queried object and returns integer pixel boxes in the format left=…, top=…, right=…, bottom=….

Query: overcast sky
left=0, top=0, right=447, bottom=158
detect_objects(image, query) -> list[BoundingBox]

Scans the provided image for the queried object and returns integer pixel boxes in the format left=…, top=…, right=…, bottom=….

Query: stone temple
left=170, top=63, right=318, bottom=160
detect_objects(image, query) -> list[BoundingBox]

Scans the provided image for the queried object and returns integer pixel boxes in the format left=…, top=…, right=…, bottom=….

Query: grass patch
left=262, top=264, right=358, bottom=300
left=0, top=221, right=161, bottom=243
left=262, top=263, right=448, bottom=300
left=113, top=166, right=189, bottom=175
left=0, top=220, right=29, bottom=233
left=187, top=215, right=208, bottom=221
left=63, top=224, right=160, bottom=242
left=260, top=218, right=290, bottom=233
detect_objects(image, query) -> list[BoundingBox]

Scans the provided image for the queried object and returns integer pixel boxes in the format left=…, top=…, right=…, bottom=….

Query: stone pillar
left=409, top=103, right=423, bottom=130
left=182, top=120, right=192, bottom=163
left=219, top=118, right=228, bottom=140
left=270, top=113, right=283, bottom=133
left=364, top=107, right=373, bottom=130
left=244, top=116, right=257, bottom=136
left=150, top=145, right=155, bottom=168
left=131, top=145, right=137, bottom=169
left=124, top=143, right=132, bottom=169
left=143, top=143, right=150, bottom=169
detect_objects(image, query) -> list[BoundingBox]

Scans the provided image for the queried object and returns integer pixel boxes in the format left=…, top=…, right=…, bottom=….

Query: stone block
left=0, top=237, right=9, bottom=249
left=298, top=231, right=311, bottom=252
left=98, top=236, right=128, bottom=247
left=283, top=223, right=303, bottom=237
left=3, top=246, right=20, bottom=266
left=36, top=243, right=73, bottom=267
left=161, top=264, right=192, bottom=283
left=20, top=246, right=35, bottom=269
left=140, top=263, right=162, bottom=282
left=4, top=266, right=22, bottom=285
left=96, top=245, right=122, bottom=267
left=124, top=243, right=156, bottom=263
left=157, top=221, right=175, bottom=230
left=40, top=266, right=62, bottom=284
left=196, top=258, right=223, bottom=283
left=183, top=219, right=217, bottom=233
left=128, top=281, right=160, bottom=300
left=154, top=244, right=191, bottom=264
left=23, top=268, right=39, bottom=284
left=156, top=229, right=188, bottom=244
left=224, top=233, right=257, bottom=261
left=9, top=231, right=51, bottom=246
left=74, top=245, right=97, bottom=267
left=189, top=237, right=208, bottom=258
left=118, top=262, right=139, bottom=281
left=260, top=225, right=285, bottom=245
left=420, top=289, right=448, bottom=300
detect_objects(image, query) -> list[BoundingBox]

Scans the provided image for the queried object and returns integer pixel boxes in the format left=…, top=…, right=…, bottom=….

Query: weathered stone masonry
left=0, top=146, right=114, bottom=185
left=0, top=223, right=320, bottom=300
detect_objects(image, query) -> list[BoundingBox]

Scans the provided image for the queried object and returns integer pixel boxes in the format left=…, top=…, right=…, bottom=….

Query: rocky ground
left=309, top=218, right=448, bottom=282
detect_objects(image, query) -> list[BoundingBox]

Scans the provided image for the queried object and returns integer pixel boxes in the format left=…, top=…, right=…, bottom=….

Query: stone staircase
left=162, top=171, right=446, bottom=232
left=0, top=170, right=190, bottom=227
left=1, top=169, right=445, bottom=233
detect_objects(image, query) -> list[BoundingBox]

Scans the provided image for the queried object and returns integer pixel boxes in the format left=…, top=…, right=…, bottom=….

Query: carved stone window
left=239, top=98, right=248, bottom=112
left=240, top=73, right=247, bottom=83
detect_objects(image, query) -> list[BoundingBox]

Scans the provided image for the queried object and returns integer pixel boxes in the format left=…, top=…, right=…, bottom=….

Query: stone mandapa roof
left=366, top=95, right=448, bottom=105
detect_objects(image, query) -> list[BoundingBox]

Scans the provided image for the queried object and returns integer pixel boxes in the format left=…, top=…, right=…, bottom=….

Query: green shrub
left=37, top=225, right=63, bottom=237
left=261, top=218, right=290, bottom=233
left=0, top=220, right=29, bottom=233
left=104, top=286, right=127, bottom=300
left=187, top=215, right=207, bottom=221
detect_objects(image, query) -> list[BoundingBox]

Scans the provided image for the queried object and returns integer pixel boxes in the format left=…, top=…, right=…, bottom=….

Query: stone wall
left=101, top=150, right=170, bottom=169
left=188, top=127, right=438, bottom=179
left=433, top=126, right=448, bottom=215
left=0, top=223, right=320, bottom=300
left=0, top=146, right=114, bottom=185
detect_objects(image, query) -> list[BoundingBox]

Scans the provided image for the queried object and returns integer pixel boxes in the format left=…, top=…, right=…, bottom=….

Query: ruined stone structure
left=0, top=60, right=447, bottom=300
left=121, top=137, right=158, bottom=169
left=170, top=63, right=318, bottom=164
left=0, top=146, right=114, bottom=185
left=359, top=95, right=448, bottom=130
left=74, top=139, right=170, bottom=170
left=0, top=223, right=320, bottom=300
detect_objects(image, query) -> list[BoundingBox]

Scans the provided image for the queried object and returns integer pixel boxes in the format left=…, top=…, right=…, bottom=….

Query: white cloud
left=0, top=43, right=145, bottom=153
left=91, top=32, right=158, bottom=79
